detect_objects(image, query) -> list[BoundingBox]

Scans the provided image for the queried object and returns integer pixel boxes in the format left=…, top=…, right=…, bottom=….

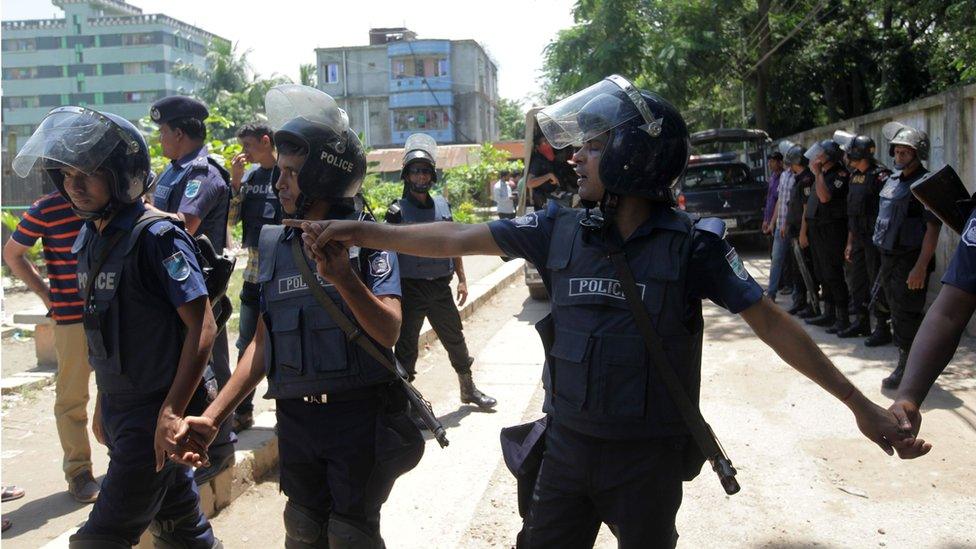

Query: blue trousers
left=75, top=389, right=215, bottom=547
left=276, top=388, right=423, bottom=537
left=518, top=420, right=683, bottom=549
left=767, top=229, right=790, bottom=297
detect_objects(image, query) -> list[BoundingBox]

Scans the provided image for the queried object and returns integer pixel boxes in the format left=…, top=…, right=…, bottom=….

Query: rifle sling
left=606, top=246, right=724, bottom=461
left=289, top=239, right=402, bottom=377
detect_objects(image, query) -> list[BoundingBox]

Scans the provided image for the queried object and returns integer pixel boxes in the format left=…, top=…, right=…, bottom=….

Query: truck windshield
left=681, top=164, right=752, bottom=190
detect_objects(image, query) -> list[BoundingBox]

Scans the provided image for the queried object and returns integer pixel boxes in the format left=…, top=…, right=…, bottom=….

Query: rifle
left=791, top=239, right=821, bottom=316
left=609, top=243, right=740, bottom=495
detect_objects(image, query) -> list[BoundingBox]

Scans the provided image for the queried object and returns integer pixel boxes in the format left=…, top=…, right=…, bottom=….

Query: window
left=324, top=63, right=339, bottom=84
left=68, top=64, right=97, bottom=77
left=436, top=59, right=448, bottom=77
left=3, top=96, right=41, bottom=108
left=392, top=60, right=406, bottom=78
left=2, top=38, right=36, bottom=52
left=123, top=33, right=156, bottom=46
left=4, top=67, right=38, bottom=79
left=122, top=62, right=158, bottom=75
left=414, top=60, right=425, bottom=77
left=393, top=108, right=449, bottom=132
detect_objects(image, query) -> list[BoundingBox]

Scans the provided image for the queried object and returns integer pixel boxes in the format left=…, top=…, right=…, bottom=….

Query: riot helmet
left=13, top=106, right=151, bottom=220
left=805, top=138, right=844, bottom=164
left=537, top=74, right=689, bottom=204
left=266, top=85, right=366, bottom=216
left=784, top=144, right=808, bottom=167
left=833, top=129, right=876, bottom=161
left=400, top=133, right=438, bottom=193
left=883, top=121, right=929, bottom=161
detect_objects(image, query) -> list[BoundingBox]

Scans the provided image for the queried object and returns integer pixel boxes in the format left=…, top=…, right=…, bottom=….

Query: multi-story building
left=1, top=0, right=225, bottom=149
left=315, top=27, right=499, bottom=148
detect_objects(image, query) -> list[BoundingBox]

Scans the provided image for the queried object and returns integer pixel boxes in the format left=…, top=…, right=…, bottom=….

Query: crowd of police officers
left=7, top=72, right=972, bottom=548
left=780, top=123, right=941, bottom=390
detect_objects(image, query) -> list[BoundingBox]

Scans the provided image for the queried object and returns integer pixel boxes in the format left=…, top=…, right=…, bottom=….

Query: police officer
left=147, top=95, right=236, bottom=481
left=804, top=140, right=851, bottom=333
left=873, top=122, right=942, bottom=389
left=786, top=144, right=820, bottom=318
left=386, top=133, right=496, bottom=409
left=174, top=85, right=423, bottom=549
left=13, top=107, right=221, bottom=548
left=833, top=131, right=893, bottom=342
left=889, top=201, right=975, bottom=459
left=229, top=122, right=282, bottom=432
left=288, top=75, right=914, bottom=548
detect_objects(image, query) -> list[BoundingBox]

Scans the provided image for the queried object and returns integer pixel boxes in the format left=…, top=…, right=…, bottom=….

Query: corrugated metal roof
left=367, top=140, right=525, bottom=173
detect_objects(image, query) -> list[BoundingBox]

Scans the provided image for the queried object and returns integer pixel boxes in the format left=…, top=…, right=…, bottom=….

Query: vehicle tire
left=528, top=284, right=549, bottom=300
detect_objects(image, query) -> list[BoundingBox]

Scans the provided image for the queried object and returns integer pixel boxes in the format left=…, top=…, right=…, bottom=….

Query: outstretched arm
left=889, top=284, right=976, bottom=458
left=284, top=219, right=506, bottom=258
left=739, top=299, right=929, bottom=456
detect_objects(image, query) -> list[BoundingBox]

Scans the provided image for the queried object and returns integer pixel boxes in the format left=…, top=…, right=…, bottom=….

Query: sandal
left=1, top=486, right=25, bottom=503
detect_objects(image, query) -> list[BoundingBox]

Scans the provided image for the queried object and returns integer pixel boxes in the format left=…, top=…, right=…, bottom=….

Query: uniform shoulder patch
left=512, top=212, right=539, bottom=228
left=695, top=217, right=727, bottom=239
left=185, top=179, right=202, bottom=198
left=369, top=251, right=392, bottom=278
left=963, top=217, right=976, bottom=247
left=163, top=250, right=191, bottom=281
left=725, top=247, right=749, bottom=280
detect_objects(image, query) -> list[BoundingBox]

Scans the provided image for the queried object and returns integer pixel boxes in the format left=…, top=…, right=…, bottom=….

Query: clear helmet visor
left=265, top=84, right=350, bottom=151
left=832, top=130, right=856, bottom=152
left=12, top=107, right=134, bottom=178
left=403, top=133, right=437, bottom=162
left=882, top=121, right=910, bottom=141
left=804, top=141, right=825, bottom=161
left=536, top=75, right=656, bottom=149
left=778, top=140, right=797, bottom=156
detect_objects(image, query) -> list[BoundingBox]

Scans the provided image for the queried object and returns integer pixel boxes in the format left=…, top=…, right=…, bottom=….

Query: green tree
left=497, top=98, right=527, bottom=141
left=299, top=64, right=317, bottom=87
left=542, top=0, right=976, bottom=136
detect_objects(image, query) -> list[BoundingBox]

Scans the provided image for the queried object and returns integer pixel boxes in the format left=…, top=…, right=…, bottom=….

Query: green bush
left=2, top=211, right=43, bottom=268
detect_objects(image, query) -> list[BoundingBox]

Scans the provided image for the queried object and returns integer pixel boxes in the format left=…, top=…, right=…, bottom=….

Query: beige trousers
left=53, top=322, right=93, bottom=480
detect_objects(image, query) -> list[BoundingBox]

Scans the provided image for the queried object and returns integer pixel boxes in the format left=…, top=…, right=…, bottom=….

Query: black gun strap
left=288, top=239, right=403, bottom=379
left=607, top=247, right=723, bottom=461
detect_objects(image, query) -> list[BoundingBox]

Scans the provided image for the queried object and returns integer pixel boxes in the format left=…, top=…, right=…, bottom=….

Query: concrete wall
left=780, top=83, right=976, bottom=334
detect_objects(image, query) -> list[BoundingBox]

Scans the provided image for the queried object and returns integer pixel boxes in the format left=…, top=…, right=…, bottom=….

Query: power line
left=746, top=0, right=828, bottom=75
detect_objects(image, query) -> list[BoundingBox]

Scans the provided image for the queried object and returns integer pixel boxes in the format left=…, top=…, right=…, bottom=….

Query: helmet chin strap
left=579, top=190, right=619, bottom=232
left=71, top=202, right=114, bottom=221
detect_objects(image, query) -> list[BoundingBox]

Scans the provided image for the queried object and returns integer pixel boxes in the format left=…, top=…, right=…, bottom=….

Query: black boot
left=805, top=303, right=836, bottom=326
left=787, top=300, right=808, bottom=315
left=837, top=314, right=870, bottom=338
left=459, top=372, right=497, bottom=409
left=882, top=349, right=908, bottom=389
left=864, top=320, right=892, bottom=347
left=826, top=307, right=850, bottom=334
left=797, top=305, right=818, bottom=319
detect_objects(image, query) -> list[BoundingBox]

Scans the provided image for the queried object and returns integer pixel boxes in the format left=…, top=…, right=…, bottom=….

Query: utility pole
left=754, top=0, right=771, bottom=131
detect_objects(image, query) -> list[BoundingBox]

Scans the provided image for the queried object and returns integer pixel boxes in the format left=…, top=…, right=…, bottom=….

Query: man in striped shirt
left=3, top=191, right=101, bottom=503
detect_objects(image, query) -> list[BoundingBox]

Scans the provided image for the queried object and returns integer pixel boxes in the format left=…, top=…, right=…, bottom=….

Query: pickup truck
left=675, top=128, right=771, bottom=235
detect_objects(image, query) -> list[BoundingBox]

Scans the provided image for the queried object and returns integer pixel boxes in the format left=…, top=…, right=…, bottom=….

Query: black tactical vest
left=873, top=168, right=928, bottom=253
left=74, top=210, right=187, bottom=394
left=240, top=166, right=282, bottom=248
left=394, top=195, right=455, bottom=280
left=257, top=224, right=395, bottom=399
left=542, top=206, right=704, bottom=439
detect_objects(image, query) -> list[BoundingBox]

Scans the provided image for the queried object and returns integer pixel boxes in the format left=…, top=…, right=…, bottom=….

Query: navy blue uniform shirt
left=943, top=209, right=976, bottom=295
left=488, top=206, right=763, bottom=314
left=88, top=202, right=209, bottom=309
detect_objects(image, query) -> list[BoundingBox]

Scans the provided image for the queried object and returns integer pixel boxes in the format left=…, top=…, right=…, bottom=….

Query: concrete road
left=4, top=245, right=974, bottom=548
left=207, top=247, right=975, bottom=548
